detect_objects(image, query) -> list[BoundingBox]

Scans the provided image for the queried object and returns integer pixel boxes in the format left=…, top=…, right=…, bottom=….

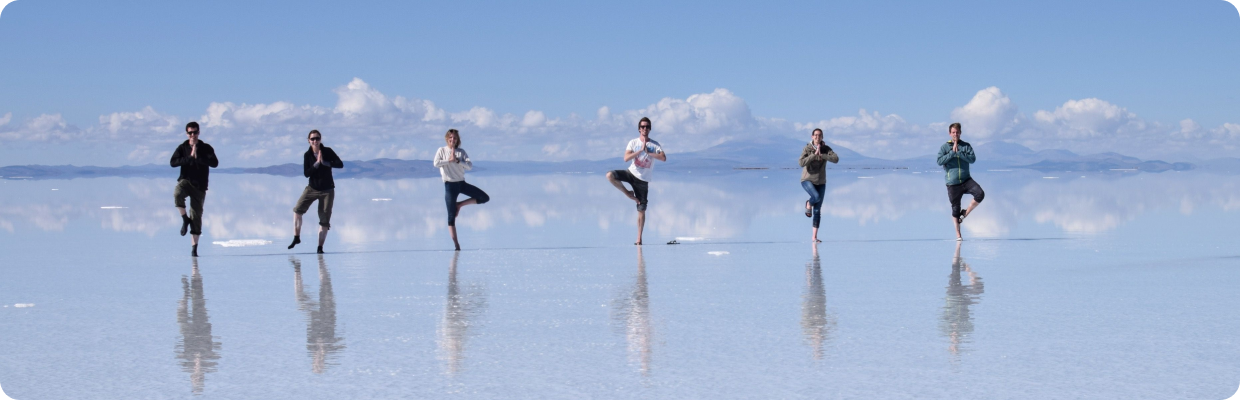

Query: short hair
left=308, top=129, right=321, bottom=139
left=445, top=129, right=461, bottom=145
left=811, top=128, right=823, bottom=135
left=185, top=121, right=199, bottom=132
left=638, top=117, right=652, bottom=128
left=949, top=122, right=962, bottom=133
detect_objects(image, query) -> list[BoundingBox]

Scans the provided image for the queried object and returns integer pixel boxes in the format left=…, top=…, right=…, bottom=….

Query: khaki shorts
left=293, top=186, right=335, bottom=229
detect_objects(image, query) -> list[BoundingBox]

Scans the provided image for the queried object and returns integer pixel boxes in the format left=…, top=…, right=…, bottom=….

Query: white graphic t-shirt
left=626, top=138, right=663, bottom=182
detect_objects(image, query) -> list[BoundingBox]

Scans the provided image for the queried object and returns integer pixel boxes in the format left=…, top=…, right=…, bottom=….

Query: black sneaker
left=180, top=216, right=191, bottom=236
left=316, top=246, right=324, bottom=254
left=191, top=245, right=198, bottom=257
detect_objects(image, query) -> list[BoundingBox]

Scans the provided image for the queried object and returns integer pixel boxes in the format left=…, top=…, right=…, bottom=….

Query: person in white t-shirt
left=606, top=117, right=666, bottom=245
left=433, top=129, right=490, bottom=251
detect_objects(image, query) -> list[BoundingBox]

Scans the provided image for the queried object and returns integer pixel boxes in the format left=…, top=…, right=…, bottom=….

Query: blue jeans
left=445, top=181, right=489, bottom=226
left=802, top=181, right=825, bottom=228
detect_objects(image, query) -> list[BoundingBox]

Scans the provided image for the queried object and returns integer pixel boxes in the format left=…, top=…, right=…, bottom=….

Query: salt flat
left=1, top=170, right=1238, bottom=399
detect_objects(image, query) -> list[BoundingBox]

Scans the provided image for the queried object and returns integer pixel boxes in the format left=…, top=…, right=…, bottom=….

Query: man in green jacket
left=936, top=123, right=985, bottom=241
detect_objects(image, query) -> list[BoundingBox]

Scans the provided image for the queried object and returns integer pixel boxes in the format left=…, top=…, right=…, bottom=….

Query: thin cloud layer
left=0, top=81, right=1236, bottom=166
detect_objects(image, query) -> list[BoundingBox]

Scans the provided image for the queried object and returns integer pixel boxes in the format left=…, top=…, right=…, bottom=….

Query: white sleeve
left=460, top=149, right=472, bottom=170
left=432, top=147, right=448, bottom=168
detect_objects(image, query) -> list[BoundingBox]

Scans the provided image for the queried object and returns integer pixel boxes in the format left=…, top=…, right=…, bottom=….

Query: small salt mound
left=212, top=239, right=273, bottom=247
left=14, top=303, right=34, bottom=308
left=371, top=198, right=393, bottom=201
left=675, top=237, right=706, bottom=242
left=707, top=251, right=729, bottom=256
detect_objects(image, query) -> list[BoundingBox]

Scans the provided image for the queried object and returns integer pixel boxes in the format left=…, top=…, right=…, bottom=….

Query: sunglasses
left=186, top=131, right=199, bottom=135
left=638, top=125, right=651, bottom=130
left=309, top=137, right=321, bottom=141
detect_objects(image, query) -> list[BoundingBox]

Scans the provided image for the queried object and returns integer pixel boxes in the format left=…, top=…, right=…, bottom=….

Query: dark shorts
left=293, top=186, right=335, bottom=229
left=173, top=179, right=207, bottom=235
left=445, top=181, right=490, bottom=226
left=946, top=178, right=985, bottom=218
left=609, top=169, right=649, bottom=212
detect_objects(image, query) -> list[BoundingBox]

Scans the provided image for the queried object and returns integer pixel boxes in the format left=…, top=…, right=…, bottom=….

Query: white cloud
left=950, top=86, right=1020, bottom=140
left=0, top=114, right=82, bottom=142
left=1031, top=98, right=1145, bottom=139
left=100, top=106, right=180, bottom=138
left=2, top=81, right=1237, bottom=165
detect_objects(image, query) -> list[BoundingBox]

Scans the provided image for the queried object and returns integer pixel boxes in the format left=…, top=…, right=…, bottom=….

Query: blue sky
left=0, top=0, right=1237, bottom=166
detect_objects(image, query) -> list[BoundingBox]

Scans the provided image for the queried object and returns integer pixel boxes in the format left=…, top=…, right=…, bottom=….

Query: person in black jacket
left=170, top=122, right=219, bottom=257
left=289, top=130, right=344, bottom=254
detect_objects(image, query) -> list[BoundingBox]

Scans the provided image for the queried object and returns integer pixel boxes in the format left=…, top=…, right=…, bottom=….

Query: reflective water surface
left=0, top=170, right=1238, bottom=399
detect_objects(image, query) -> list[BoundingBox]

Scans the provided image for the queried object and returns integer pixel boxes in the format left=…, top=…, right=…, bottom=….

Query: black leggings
left=947, top=178, right=985, bottom=219
left=445, top=181, right=489, bottom=226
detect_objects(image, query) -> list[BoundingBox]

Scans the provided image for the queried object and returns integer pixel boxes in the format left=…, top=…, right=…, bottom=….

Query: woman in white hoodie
left=433, top=129, right=490, bottom=250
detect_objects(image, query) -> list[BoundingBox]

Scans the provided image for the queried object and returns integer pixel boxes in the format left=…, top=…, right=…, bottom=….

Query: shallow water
left=1, top=170, right=1238, bottom=399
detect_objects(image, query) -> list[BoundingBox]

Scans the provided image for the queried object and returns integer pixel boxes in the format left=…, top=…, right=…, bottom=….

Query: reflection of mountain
left=940, top=243, right=983, bottom=361
left=292, top=255, right=345, bottom=373
left=438, top=252, right=487, bottom=375
left=611, top=247, right=653, bottom=374
left=175, top=259, right=221, bottom=394
left=801, top=246, right=835, bottom=360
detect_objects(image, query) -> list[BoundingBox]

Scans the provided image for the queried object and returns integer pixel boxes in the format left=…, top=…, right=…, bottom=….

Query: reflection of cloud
left=3, top=172, right=1240, bottom=239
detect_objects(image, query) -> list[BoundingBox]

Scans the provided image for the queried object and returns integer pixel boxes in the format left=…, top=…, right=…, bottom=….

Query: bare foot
left=813, top=238, right=822, bottom=243
left=625, top=191, right=638, bottom=203
left=634, top=241, right=642, bottom=245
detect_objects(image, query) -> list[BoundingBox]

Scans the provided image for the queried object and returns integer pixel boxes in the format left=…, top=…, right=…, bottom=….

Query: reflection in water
left=940, top=242, right=984, bottom=361
left=291, top=255, right=345, bottom=373
left=175, top=258, right=221, bottom=394
left=438, top=252, right=488, bottom=375
left=801, top=244, right=835, bottom=360
left=611, top=247, right=653, bottom=374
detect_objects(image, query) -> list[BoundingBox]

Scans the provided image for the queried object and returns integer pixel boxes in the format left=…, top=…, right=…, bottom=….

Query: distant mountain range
left=0, top=136, right=1229, bottom=180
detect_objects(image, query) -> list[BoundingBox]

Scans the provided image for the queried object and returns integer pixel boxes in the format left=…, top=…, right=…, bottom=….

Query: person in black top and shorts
left=289, top=130, right=344, bottom=254
left=170, top=122, right=219, bottom=257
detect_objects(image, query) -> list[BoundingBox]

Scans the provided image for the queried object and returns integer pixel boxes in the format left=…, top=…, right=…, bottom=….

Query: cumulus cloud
left=0, top=114, right=83, bottom=142
left=950, top=86, right=1021, bottom=140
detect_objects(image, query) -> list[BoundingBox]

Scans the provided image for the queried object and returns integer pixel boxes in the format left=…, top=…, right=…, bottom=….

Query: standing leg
left=636, top=211, right=645, bottom=245
left=802, top=181, right=825, bottom=242
left=316, top=189, right=334, bottom=253
left=947, top=184, right=965, bottom=240
left=445, top=182, right=462, bottom=251
left=189, top=188, right=206, bottom=256
left=631, top=178, right=649, bottom=245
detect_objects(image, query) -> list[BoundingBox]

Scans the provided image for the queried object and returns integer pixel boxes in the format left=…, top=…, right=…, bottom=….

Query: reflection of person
left=606, top=117, right=666, bottom=245
left=940, top=242, right=984, bottom=359
left=439, top=252, right=487, bottom=375
left=611, top=246, right=653, bottom=374
left=291, top=255, right=345, bottom=373
left=433, top=129, right=490, bottom=251
left=289, top=130, right=344, bottom=254
left=936, top=122, right=985, bottom=240
left=176, top=258, right=220, bottom=394
left=798, top=128, right=839, bottom=243
left=170, top=121, right=219, bottom=257
left=801, top=243, right=835, bottom=360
